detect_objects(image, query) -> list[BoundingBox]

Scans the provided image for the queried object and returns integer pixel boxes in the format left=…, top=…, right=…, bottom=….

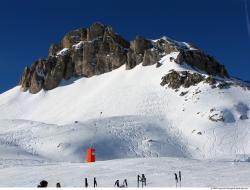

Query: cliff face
left=19, top=22, right=229, bottom=94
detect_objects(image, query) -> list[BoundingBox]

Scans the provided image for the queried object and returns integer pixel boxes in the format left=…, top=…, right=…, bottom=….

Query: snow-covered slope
left=2, top=157, right=250, bottom=187
left=0, top=51, right=250, bottom=162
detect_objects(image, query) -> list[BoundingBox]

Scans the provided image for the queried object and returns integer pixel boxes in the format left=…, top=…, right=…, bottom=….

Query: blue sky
left=0, top=0, right=249, bottom=93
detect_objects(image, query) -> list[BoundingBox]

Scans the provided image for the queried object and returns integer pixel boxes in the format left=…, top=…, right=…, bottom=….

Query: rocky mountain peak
left=19, top=22, right=229, bottom=94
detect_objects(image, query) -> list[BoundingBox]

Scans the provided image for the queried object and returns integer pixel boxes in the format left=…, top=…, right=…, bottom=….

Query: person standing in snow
left=137, top=175, right=141, bottom=187
left=114, top=180, right=119, bottom=187
left=85, top=178, right=88, bottom=188
left=37, top=180, right=48, bottom=188
left=122, top=179, right=128, bottom=187
left=174, top=173, right=178, bottom=187
left=179, top=171, right=182, bottom=187
left=94, top=177, right=97, bottom=188
left=142, top=174, right=146, bottom=187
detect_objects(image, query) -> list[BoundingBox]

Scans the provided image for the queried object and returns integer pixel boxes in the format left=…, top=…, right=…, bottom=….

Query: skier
left=114, top=180, right=120, bottom=187
left=174, top=173, right=178, bottom=188
left=137, top=174, right=146, bottom=187
left=56, top=183, right=61, bottom=188
left=94, top=177, right=97, bottom=188
left=137, top=175, right=141, bottom=187
left=142, top=174, right=146, bottom=187
left=179, top=171, right=182, bottom=187
left=85, top=178, right=88, bottom=188
left=37, top=180, right=48, bottom=188
left=122, top=179, right=128, bottom=187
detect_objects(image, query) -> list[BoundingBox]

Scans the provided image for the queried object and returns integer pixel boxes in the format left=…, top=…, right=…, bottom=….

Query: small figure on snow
left=94, top=177, right=97, bottom=188
left=37, top=180, right=48, bottom=188
left=114, top=180, right=120, bottom=187
left=85, top=178, right=88, bottom=188
left=174, top=173, right=178, bottom=187
left=121, top=179, right=128, bottom=188
left=137, top=174, right=146, bottom=187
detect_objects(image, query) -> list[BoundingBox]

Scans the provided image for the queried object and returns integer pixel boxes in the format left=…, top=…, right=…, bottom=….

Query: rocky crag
left=19, top=22, right=229, bottom=94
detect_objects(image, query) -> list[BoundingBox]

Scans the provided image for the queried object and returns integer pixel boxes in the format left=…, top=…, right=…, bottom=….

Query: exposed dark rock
left=130, top=35, right=152, bottom=55
left=209, top=113, right=224, bottom=122
left=19, top=22, right=231, bottom=94
left=161, top=70, right=232, bottom=90
left=179, top=91, right=189, bottom=96
left=143, top=49, right=161, bottom=66
left=161, top=70, right=205, bottom=89
left=169, top=57, right=175, bottom=62
left=29, top=71, right=43, bottom=94
left=62, top=28, right=87, bottom=48
left=204, top=76, right=217, bottom=85
left=28, top=59, right=47, bottom=93
left=208, top=108, right=227, bottom=122
left=43, top=57, right=66, bottom=90
left=217, top=82, right=232, bottom=89
left=104, top=26, right=130, bottom=49
left=80, top=42, right=96, bottom=77
left=175, top=50, right=229, bottom=78
left=110, top=50, right=127, bottom=70
left=49, top=43, right=61, bottom=57
left=240, top=115, right=249, bottom=120
left=19, top=66, right=31, bottom=91
left=62, top=55, right=74, bottom=80
left=155, top=38, right=179, bottom=54
left=87, top=22, right=105, bottom=41
left=156, top=62, right=162, bottom=68
left=126, top=50, right=143, bottom=70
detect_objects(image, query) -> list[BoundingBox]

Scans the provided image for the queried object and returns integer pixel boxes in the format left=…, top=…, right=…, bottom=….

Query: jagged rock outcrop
left=175, top=50, right=228, bottom=77
left=19, top=22, right=229, bottom=94
left=19, top=66, right=31, bottom=91
left=62, top=28, right=87, bottom=48
left=160, top=70, right=232, bottom=90
left=142, top=49, right=161, bottom=66
left=130, top=35, right=152, bottom=54
left=49, top=44, right=61, bottom=57
left=87, top=23, right=105, bottom=41
left=160, top=70, right=205, bottom=89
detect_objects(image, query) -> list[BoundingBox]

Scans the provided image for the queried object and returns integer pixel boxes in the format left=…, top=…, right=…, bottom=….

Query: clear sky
left=0, top=0, right=249, bottom=93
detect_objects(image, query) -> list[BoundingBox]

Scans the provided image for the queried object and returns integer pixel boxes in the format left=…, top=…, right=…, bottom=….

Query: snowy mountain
left=0, top=22, right=250, bottom=187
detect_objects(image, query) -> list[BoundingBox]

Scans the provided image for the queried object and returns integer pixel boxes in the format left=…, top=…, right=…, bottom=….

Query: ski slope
left=0, top=52, right=250, bottom=161
left=1, top=157, right=250, bottom=187
left=0, top=50, right=250, bottom=186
